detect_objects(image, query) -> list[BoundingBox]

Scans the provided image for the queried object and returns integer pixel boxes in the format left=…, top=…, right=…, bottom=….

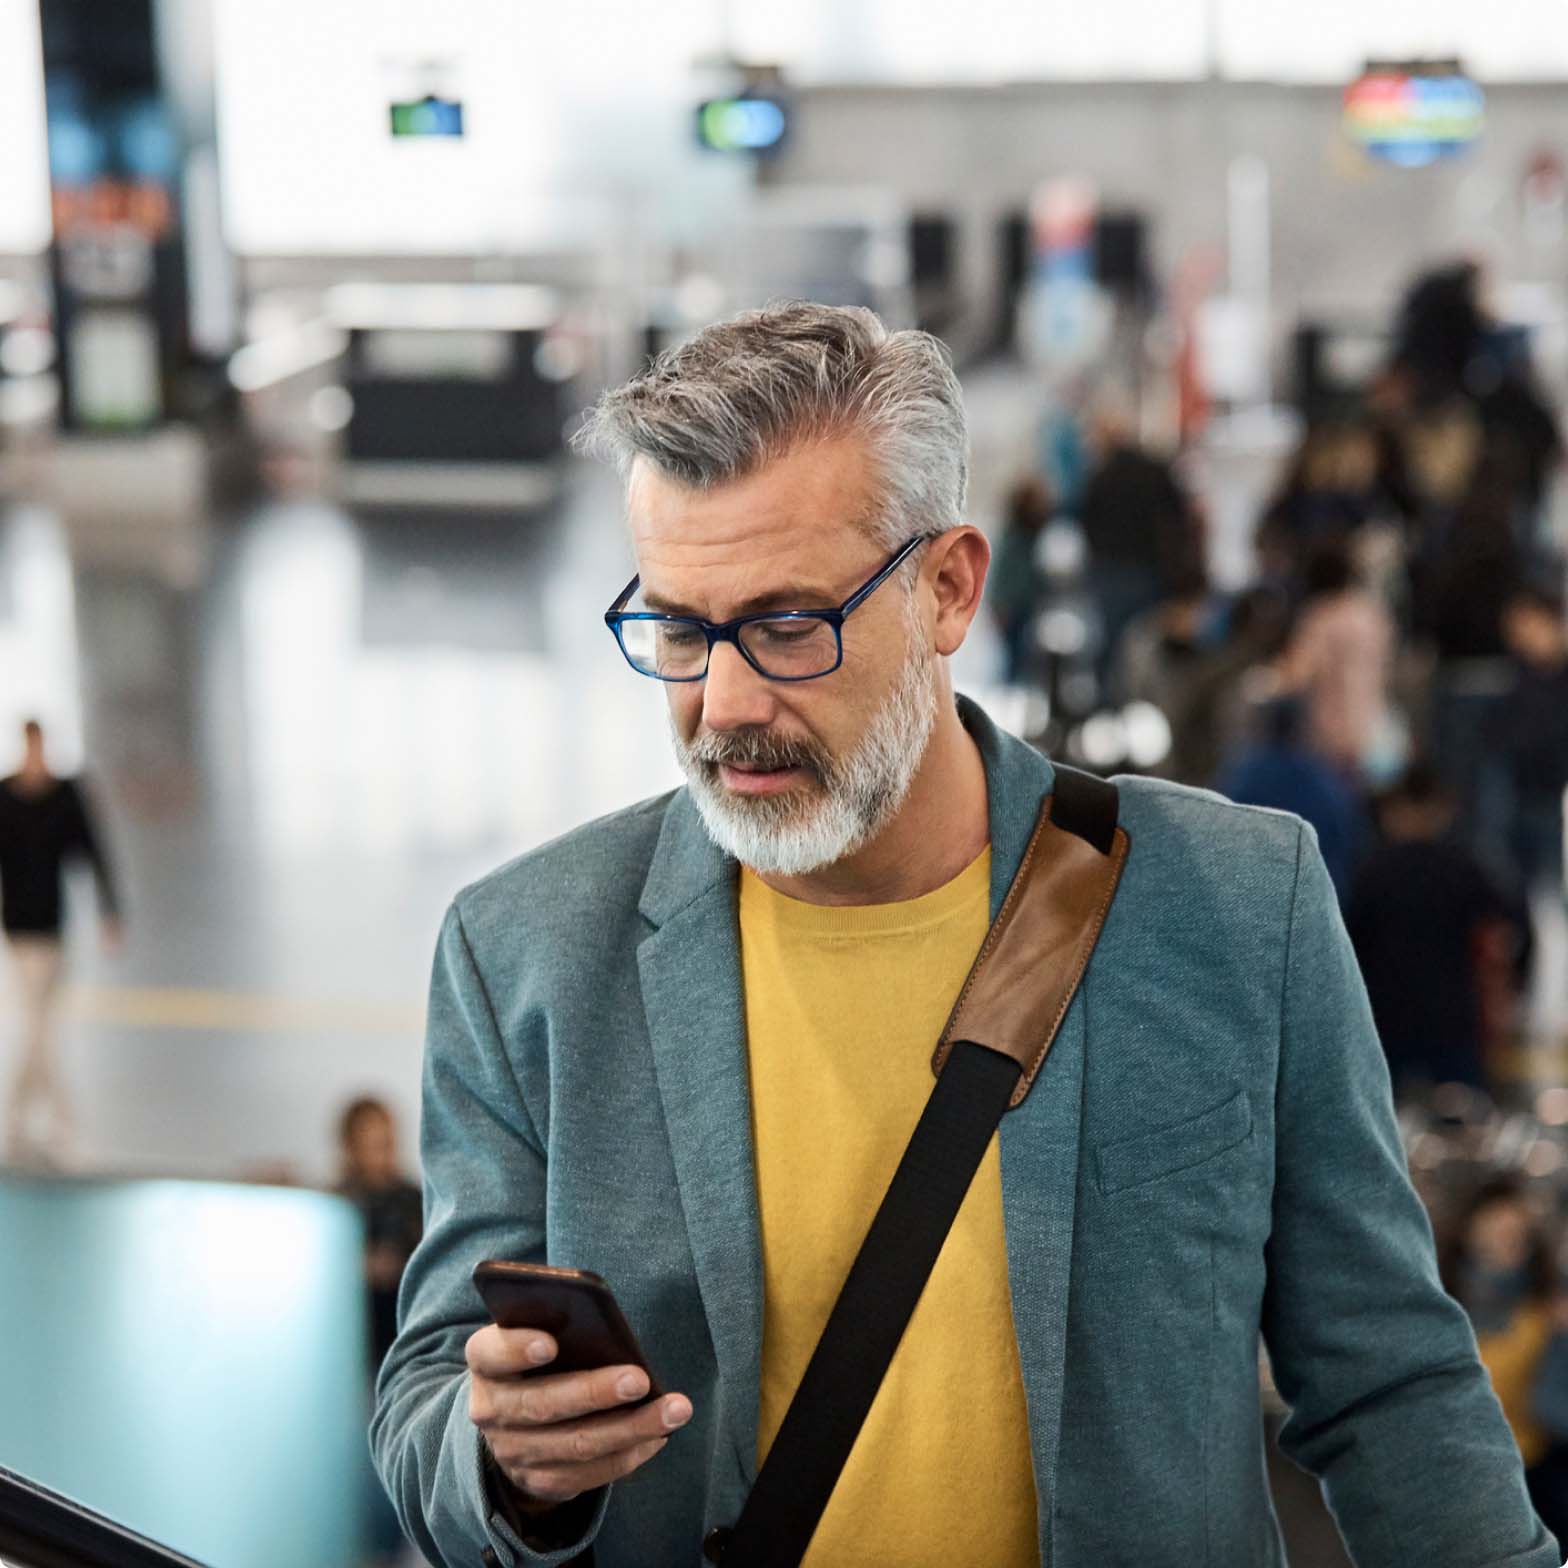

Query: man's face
left=627, top=435, right=938, bottom=874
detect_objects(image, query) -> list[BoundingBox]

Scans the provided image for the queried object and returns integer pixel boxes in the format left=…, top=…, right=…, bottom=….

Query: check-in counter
left=325, top=281, right=568, bottom=509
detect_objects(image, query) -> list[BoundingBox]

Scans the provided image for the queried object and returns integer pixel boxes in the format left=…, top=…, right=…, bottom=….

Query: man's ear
left=927, top=527, right=990, bottom=657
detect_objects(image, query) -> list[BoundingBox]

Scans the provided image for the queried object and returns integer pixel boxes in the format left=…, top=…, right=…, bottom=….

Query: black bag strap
left=705, top=767, right=1127, bottom=1567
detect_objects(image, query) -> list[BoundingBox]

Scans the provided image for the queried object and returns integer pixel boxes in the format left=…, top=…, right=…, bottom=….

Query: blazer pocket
left=1096, top=1089, right=1253, bottom=1196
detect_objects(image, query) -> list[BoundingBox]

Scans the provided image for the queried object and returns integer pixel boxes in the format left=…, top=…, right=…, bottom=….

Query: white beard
left=671, top=617, right=939, bottom=877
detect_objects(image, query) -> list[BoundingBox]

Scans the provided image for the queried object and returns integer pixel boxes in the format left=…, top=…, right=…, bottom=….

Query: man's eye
left=657, top=624, right=704, bottom=647
left=756, top=620, right=817, bottom=643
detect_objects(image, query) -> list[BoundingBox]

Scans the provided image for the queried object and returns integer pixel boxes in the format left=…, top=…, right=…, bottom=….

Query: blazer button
left=702, top=1525, right=733, bottom=1563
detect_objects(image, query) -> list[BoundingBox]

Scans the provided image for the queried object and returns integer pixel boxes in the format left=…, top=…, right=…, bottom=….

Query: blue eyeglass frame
left=603, top=531, right=935, bottom=683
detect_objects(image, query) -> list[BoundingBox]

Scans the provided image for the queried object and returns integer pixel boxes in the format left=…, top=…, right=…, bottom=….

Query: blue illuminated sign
left=696, top=95, right=789, bottom=154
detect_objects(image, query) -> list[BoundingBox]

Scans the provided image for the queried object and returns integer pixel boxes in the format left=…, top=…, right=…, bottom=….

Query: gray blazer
left=373, top=698, right=1559, bottom=1568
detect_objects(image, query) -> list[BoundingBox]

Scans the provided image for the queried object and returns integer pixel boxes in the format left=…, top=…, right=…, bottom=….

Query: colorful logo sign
left=1343, top=68, right=1484, bottom=168
left=389, top=96, right=464, bottom=139
left=696, top=96, right=788, bottom=154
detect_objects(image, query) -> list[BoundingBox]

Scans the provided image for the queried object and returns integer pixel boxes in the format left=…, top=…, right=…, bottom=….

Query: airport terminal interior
left=3, top=3, right=1568, bottom=1565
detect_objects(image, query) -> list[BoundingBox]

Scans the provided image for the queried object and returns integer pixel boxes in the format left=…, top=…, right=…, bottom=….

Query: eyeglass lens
left=619, top=616, right=839, bottom=679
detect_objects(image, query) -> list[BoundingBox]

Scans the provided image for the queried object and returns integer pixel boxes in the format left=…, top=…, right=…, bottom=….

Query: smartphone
left=471, top=1260, right=661, bottom=1402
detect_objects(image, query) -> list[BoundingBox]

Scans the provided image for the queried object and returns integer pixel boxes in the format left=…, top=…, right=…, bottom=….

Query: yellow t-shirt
left=739, top=849, right=1040, bottom=1568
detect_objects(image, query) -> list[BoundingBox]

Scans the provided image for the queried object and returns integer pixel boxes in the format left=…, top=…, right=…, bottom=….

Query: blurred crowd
left=994, top=258, right=1568, bottom=1535
left=995, top=259, right=1568, bottom=1097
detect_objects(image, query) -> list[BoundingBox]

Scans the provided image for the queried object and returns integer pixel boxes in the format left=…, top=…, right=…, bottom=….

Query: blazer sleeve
left=371, top=902, right=610, bottom=1568
left=1260, top=823, right=1560, bottom=1568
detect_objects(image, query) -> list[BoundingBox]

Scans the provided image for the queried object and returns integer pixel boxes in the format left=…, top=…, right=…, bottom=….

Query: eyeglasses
left=604, top=532, right=934, bottom=683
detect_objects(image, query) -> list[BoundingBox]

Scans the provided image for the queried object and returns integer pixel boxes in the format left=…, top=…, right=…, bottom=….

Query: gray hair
left=573, top=301, right=969, bottom=552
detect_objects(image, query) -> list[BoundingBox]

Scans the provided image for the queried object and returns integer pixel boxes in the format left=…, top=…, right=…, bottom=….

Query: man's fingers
left=503, top=1438, right=671, bottom=1505
left=476, top=1363, right=653, bottom=1429
left=465, top=1324, right=558, bottom=1378
left=487, top=1395, right=691, bottom=1468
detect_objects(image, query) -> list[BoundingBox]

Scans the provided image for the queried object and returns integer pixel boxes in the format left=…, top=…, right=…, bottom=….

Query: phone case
left=471, top=1261, right=661, bottom=1399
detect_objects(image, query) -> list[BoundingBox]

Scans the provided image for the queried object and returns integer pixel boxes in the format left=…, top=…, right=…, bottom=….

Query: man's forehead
left=629, top=438, right=874, bottom=530
left=626, top=439, right=880, bottom=595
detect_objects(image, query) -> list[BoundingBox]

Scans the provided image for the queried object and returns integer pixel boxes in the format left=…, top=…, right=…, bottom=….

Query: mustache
left=684, top=727, right=831, bottom=777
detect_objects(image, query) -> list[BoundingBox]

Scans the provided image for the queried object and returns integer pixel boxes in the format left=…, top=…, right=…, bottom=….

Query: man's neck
left=750, top=697, right=990, bottom=907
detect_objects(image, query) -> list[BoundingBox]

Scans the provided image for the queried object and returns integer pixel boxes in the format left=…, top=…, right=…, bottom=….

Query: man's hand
left=466, top=1324, right=692, bottom=1507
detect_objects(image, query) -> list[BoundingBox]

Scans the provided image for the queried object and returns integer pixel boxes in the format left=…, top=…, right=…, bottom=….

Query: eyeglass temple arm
left=838, top=533, right=931, bottom=617
left=606, top=573, right=641, bottom=619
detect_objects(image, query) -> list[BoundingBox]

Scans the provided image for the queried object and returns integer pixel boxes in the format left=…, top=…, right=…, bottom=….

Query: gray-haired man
left=373, top=303, right=1557, bottom=1567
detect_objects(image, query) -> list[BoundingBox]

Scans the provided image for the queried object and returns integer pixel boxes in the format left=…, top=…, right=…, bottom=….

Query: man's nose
left=701, top=639, right=778, bottom=733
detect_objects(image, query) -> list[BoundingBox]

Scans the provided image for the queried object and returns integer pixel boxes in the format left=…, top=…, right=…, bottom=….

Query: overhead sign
left=1343, top=63, right=1484, bottom=168
left=696, top=95, right=789, bottom=154
left=390, top=95, right=465, bottom=138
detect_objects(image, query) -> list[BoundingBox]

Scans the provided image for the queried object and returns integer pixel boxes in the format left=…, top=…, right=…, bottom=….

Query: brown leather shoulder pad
left=931, top=792, right=1129, bottom=1110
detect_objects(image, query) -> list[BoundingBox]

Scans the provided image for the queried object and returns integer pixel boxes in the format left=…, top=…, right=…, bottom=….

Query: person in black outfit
left=1345, top=764, right=1528, bottom=1096
left=1412, top=438, right=1530, bottom=861
left=1493, top=582, right=1568, bottom=901
left=1077, top=402, right=1199, bottom=686
left=0, top=719, right=122, bottom=1164
left=335, top=1095, right=424, bottom=1370
left=1392, top=261, right=1562, bottom=526
left=335, top=1094, right=424, bottom=1564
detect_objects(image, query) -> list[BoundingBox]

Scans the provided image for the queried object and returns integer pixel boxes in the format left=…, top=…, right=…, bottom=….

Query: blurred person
left=1218, top=694, right=1365, bottom=896
left=1111, top=556, right=1240, bottom=784
left=1393, top=261, right=1561, bottom=525
left=1399, top=397, right=1485, bottom=527
left=374, top=302, right=1559, bottom=1568
left=1442, top=1178, right=1568, bottom=1541
left=1076, top=397, right=1198, bottom=685
left=988, top=474, right=1053, bottom=684
left=1202, top=584, right=1298, bottom=776
left=1492, top=581, right=1568, bottom=902
left=1345, top=765, right=1529, bottom=1096
left=1365, top=368, right=1424, bottom=526
left=1394, top=263, right=1490, bottom=411
left=0, top=719, right=122, bottom=1166
left=1414, top=440, right=1530, bottom=860
left=1277, top=542, right=1395, bottom=779
left=336, top=1095, right=423, bottom=1566
left=336, top=1095, right=424, bottom=1370
left=1256, top=420, right=1382, bottom=581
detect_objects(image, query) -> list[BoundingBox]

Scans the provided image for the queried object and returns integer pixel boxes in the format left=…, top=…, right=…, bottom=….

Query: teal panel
left=0, top=1175, right=369, bottom=1568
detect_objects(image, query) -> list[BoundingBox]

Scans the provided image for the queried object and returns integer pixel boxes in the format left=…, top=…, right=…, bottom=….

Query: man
left=373, top=303, right=1558, bottom=1567
left=0, top=719, right=122, bottom=1164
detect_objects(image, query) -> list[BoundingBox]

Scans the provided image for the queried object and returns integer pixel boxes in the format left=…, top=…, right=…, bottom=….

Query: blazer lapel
left=961, top=697, right=1083, bottom=1552
left=638, top=793, right=763, bottom=1484
left=998, top=995, right=1086, bottom=1553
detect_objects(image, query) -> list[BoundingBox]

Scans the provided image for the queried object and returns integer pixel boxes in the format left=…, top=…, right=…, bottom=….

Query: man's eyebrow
left=640, top=582, right=839, bottom=618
